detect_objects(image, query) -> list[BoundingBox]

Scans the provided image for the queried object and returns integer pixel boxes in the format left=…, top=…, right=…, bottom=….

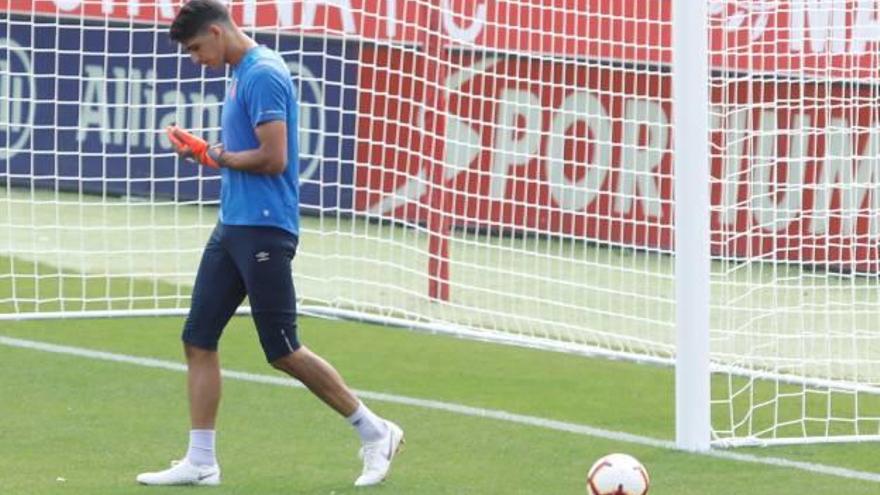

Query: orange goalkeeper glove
left=166, top=125, right=220, bottom=169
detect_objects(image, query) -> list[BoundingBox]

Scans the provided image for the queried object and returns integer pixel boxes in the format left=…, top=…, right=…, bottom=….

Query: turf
left=1, top=315, right=879, bottom=494
left=0, top=255, right=190, bottom=314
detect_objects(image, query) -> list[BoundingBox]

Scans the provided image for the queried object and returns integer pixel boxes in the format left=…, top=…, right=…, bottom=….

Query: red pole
left=423, top=1, right=450, bottom=301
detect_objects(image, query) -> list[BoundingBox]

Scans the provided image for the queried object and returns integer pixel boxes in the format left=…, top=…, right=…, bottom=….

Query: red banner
left=355, top=46, right=431, bottom=222
left=6, top=0, right=427, bottom=43
left=711, top=80, right=880, bottom=270
left=356, top=49, right=674, bottom=247
left=707, top=1, right=880, bottom=80
left=357, top=49, right=880, bottom=270
left=438, top=1, right=670, bottom=65
left=450, top=0, right=880, bottom=79
left=9, top=1, right=879, bottom=105
left=9, top=1, right=880, bottom=78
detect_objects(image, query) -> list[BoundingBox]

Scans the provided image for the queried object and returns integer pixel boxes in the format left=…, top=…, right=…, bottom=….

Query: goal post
left=673, top=0, right=711, bottom=452
left=2, top=0, right=880, bottom=448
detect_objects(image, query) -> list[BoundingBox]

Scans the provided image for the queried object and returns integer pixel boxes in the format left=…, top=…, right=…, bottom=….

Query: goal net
left=707, top=0, right=880, bottom=445
left=1, top=0, right=878, bottom=447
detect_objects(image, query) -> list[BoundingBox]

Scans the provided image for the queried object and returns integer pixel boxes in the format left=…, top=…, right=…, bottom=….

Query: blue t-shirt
left=219, top=45, right=299, bottom=236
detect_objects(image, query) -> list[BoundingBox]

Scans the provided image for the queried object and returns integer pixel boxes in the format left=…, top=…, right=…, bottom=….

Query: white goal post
left=674, top=0, right=711, bottom=452
left=2, top=0, right=880, bottom=449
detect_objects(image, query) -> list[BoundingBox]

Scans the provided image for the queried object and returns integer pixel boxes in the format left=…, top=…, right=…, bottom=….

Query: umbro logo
left=255, top=251, right=270, bottom=263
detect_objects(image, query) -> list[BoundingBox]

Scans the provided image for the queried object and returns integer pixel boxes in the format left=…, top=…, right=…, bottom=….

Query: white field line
left=2, top=335, right=879, bottom=484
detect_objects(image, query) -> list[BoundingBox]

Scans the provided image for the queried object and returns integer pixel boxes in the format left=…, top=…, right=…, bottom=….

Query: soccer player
left=136, top=0, right=404, bottom=487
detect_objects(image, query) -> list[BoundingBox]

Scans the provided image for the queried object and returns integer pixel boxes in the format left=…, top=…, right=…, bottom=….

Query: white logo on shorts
left=255, top=251, right=270, bottom=263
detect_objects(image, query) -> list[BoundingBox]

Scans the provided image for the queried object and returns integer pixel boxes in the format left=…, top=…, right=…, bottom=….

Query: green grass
left=0, top=256, right=190, bottom=314
left=1, top=315, right=879, bottom=494
left=2, top=188, right=880, bottom=494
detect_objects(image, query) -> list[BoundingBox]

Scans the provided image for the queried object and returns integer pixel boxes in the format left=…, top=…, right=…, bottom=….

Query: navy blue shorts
left=182, top=222, right=300, bottom=362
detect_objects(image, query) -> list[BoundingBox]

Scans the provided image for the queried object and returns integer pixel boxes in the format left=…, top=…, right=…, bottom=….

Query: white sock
left=346, top=401, right=388, bottom=443
left=186, top=429, right=217, bottom=466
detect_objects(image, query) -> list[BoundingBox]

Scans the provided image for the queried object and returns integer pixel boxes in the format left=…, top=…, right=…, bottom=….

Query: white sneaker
left=136, top=458, right=221, bottom=486
left=354, top=420, right=405, bottom=487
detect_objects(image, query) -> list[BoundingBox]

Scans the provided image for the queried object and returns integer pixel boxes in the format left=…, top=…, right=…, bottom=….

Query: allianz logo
left=0, top=38, right=36, bottom=160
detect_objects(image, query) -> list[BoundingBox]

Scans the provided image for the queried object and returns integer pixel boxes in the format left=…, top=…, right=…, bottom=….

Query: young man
left=136, top=0, right=403, bottom=487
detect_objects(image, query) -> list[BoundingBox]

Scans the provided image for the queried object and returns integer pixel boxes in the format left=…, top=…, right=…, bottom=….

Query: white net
left=0, top=1, right=677, bottom=357
left=708, top=1, right=880, bottom=445
left=2, top=0, right=878, bottom=446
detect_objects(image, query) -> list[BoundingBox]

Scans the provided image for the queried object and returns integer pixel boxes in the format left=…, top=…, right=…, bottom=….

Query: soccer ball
left=586, top=453, right=650, bottom=495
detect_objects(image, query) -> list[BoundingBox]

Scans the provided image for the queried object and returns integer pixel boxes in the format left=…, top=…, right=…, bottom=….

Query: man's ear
left=208, top=23, right=223, bottom=38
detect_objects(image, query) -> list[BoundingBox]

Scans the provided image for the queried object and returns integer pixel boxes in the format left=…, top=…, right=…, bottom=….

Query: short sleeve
left=245, top=64, right=289, bottom=127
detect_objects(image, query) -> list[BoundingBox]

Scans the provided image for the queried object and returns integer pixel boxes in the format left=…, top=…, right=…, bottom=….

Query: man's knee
left=269, top=346, right=308, bottom=376
left=184, top=342, right=218, bottom=362
left=270, top=352, right=295, bottom=374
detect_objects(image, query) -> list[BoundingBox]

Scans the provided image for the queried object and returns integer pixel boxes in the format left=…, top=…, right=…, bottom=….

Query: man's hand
left=166, top=125, right=220, bottom=169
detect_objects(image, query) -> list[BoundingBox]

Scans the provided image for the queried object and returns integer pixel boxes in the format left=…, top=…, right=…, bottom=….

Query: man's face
left=183, top=25, right=224, bottom=69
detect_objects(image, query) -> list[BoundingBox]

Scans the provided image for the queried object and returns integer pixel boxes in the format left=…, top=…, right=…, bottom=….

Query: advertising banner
left=356, top=50, right=880, bottom=269
left=0, top=16, right=357, bottom=208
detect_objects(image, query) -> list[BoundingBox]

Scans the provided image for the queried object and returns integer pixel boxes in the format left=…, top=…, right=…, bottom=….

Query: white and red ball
left=586, top=453, right=650, bottom=495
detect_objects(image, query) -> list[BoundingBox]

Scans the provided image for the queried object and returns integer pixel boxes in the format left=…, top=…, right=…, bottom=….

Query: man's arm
left=215, top=121, right=288, bottom=175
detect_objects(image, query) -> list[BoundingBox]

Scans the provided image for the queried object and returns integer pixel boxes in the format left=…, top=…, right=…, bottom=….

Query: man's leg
left=232, top=225, right=405, bottom=487
left=270, top=347, right=404, bottom=487
left=269, top=345, right=390, bottom=442
left=137, top=224, right=244, bottom=486
left=183, top=344, right=222, bottom=473
left=136, top=346, right=225, bottom=487
left=186, top=344, right=222, bottom=428
left=270, top=345, right=358, bottom=415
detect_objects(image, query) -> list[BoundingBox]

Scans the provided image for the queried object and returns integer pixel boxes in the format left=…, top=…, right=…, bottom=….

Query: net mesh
left=2, top=0, right=879, bottom=445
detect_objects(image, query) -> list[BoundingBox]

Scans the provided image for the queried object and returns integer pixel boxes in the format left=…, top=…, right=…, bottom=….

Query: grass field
left=3, top=189, right=880, bottom=493
left=2, top=314, right=880, bottom=494
left=6, top=187, right=880, bottom=379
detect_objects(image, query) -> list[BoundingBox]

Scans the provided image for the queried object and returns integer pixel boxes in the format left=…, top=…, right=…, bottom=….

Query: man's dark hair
left=169, top=0, right=231, bottom=43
